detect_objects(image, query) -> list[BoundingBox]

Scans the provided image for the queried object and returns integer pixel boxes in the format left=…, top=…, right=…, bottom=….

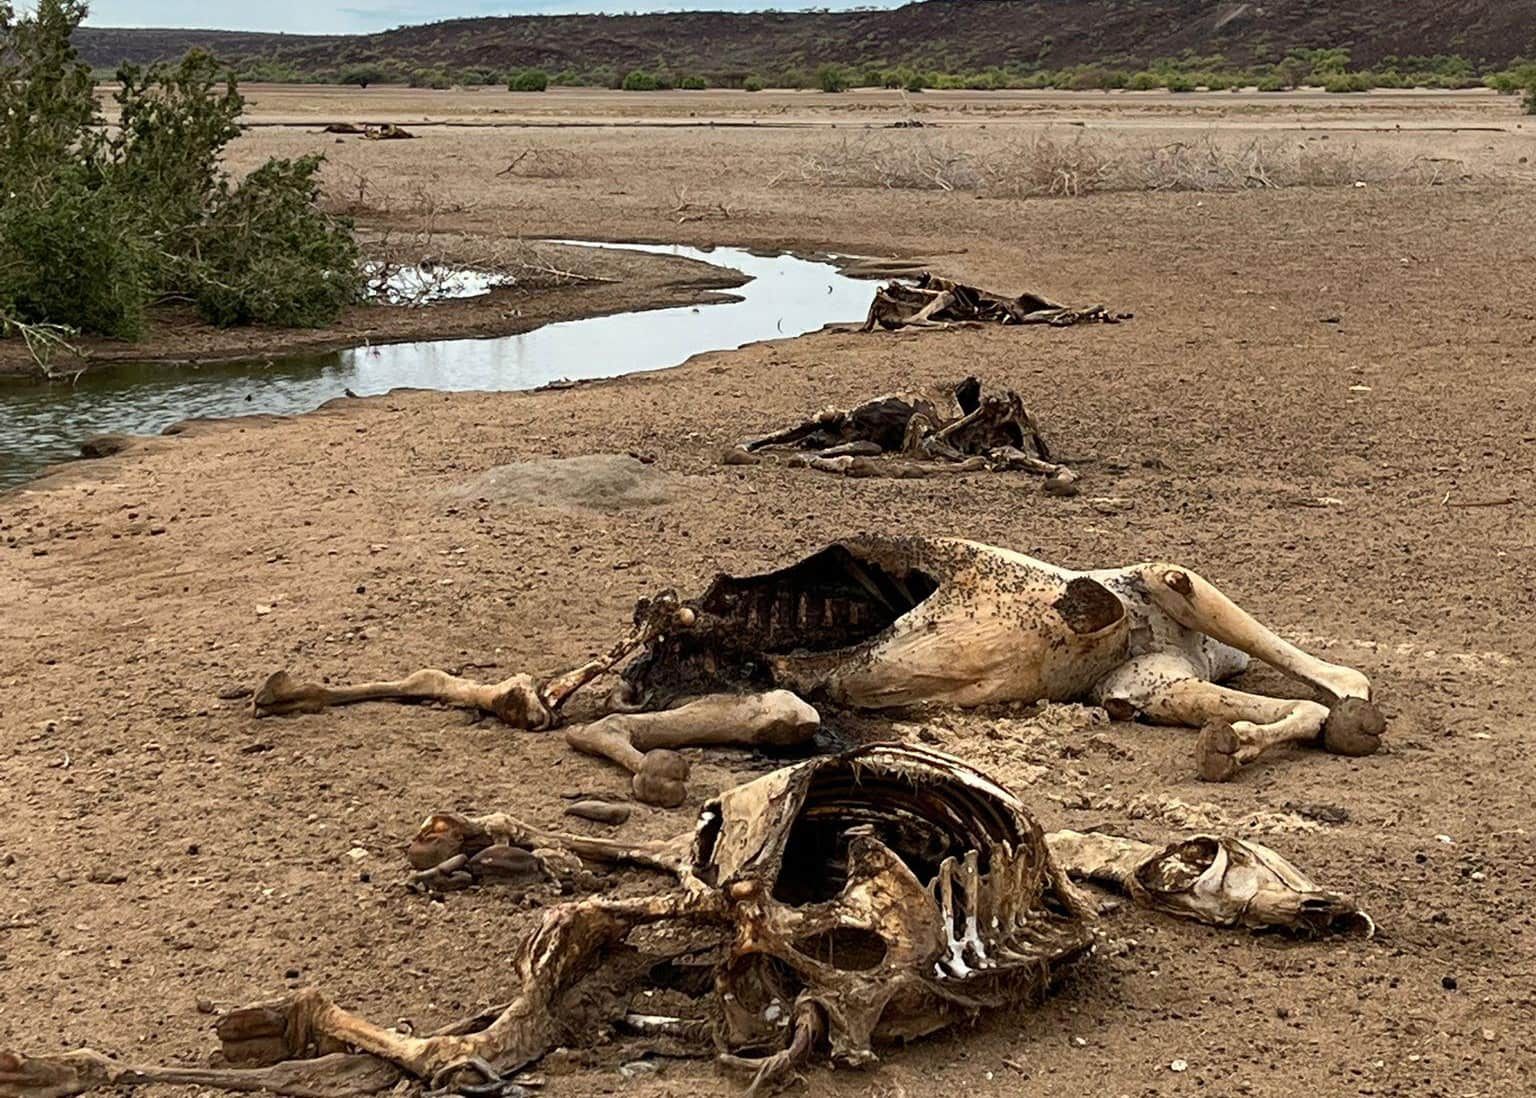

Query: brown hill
left=75, top=1, right=1536, bottom=77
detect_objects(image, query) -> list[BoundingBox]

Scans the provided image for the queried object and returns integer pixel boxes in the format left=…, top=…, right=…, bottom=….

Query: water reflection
left=0, top=243, right=877, bottom=489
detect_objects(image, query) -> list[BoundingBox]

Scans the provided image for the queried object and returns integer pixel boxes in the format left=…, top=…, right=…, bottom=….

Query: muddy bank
left=0, top=239, right=747, bottom=375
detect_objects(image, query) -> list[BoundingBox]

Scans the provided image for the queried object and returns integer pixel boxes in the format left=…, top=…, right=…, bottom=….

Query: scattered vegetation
left=508, top=68, right=549, bottom=91
left=0, top=0, right=361, bottom=356
left=788, top=129, right=1476, bottom=197
left=621, top=69, right=662, bottom=91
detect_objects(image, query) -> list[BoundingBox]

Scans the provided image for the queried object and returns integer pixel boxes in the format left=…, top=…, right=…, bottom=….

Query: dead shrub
left=790, top=129, right=1478, bottom=197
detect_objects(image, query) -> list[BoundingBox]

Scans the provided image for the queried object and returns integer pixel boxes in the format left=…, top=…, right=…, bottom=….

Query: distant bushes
left=817, top=63, right=848, bottom=92
left=743, top=75, right=765, bottom=92
left=195, top=46, right=1536, bottom=99
left=508, top=68, right=549, bottom=91
left=338, top=64, right=390, bottom=87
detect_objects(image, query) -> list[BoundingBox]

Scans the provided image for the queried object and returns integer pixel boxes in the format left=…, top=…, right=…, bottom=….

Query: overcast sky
left=84, top=0, right=906, bottom=36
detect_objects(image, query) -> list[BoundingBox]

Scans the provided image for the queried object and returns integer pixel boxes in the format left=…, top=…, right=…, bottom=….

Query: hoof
left=632, top=749, right=689, bottom=808
left=216, top=990, right=339, bottom=1066
left=1322, top=697, right=1386, bottom=757
left=251, top=671, right=323, bottom=717
left=1196, top=721, right=1241, bottom=783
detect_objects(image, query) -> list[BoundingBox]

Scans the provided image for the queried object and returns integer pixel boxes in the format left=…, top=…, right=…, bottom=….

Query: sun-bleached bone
left=249, top=536, right=1384, bottom=791
left=250, top=591, right=695, bottom=728
left=626, top=536, right=1385, bottom=782
left=562, top=690, right=821, bottom=806
left=3, top=747, right=1370, bottom=1098
left=1047, top=829, right=1372, bottom=934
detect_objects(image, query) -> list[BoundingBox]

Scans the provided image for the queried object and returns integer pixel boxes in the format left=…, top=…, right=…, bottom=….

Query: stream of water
left=0, top=242, right=878, bottom=489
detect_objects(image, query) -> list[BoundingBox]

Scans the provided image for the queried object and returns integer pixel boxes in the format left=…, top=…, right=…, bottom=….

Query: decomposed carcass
left=0, top=745, right=1368, bottom=1098
left=250, top=536, right=1385, bottom=802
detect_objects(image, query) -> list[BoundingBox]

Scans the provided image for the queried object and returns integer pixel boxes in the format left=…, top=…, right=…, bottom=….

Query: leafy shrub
left=743, top=75, right=765, bottom=92
left=408, top=67, right=451, bottom=89
left=508, top=68, right=549, bottom=91
left=1526, top=84, right=1536, bottom=114
left=1125, top=71, right=1163, bottom=90
left=1257, top=75, right=1288, bottom=92
left=339, top=64, right=389, bottom=87
left=0, top=170, right=147, bottom=338
left=678, top=74, right=707, bottom=90
left=621, top=69, right=659, bottom=91
left=1324, top=73, right=1373, bottom=93
left=0, top=0, right=362, bottom=341
left=193, top=156, right=361, bottom=328
left=817, top=63, right=848, bottom=92
left=903, top=72, right=926, bottom=92
left=1165, top=74, right=1196, bottom=92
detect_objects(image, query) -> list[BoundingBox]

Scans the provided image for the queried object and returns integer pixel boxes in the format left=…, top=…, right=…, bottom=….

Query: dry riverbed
left=2, top=87, right=1535, bottom=1098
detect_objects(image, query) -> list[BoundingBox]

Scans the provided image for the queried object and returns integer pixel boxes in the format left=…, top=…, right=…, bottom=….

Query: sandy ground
left=3, top=88, right=1536, bottom=1098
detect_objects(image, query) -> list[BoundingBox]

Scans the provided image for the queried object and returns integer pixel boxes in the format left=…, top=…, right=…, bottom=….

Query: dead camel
left=729, top=375, right=1073, bottom=483
left=0, top=745, right=1368, bottom=1098
left=862, top=272, right=1128, bottom=331
left=252, top=537, right=1385, bottom=800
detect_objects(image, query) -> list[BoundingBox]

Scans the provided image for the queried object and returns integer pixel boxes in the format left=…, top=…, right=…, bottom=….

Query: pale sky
left=84, top=0, right=906, bottom=36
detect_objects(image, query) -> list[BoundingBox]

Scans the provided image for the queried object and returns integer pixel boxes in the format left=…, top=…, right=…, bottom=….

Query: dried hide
left=0, top=746, right=1372, bottom=1098
left=862, top=273, right=1127, bottom=331
left=623, top=536, right=1130, bottom=710
left=733, top=376, right=1070, bottom=480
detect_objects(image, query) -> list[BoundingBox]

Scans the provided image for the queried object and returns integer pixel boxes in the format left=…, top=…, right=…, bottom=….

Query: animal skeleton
left=251, top=536, right=1385, bottom=802
left=862, top=273, right=1126, bottom=331
left=730, top=376, right=1072, bottom=482
left=0, top=745, right=1367, bottom=1098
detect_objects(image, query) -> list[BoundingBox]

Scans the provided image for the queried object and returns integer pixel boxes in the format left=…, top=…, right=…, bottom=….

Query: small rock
left=1170, top=1059, right=1189, bottom=1072
left=619, top=1060, right=661, bottom=1079
left=346, top=847, right=369, bottom=862
left=1043, top=471, right=1080, bottom=498
left=239, top=742, right=273, bottom=755
left=721, top=447, right=761, bottom=466
left=255, top=604, right=273, bottom=616
left=564, top=800, right=631, bottom=826
left=186, top=843, right=200, bottom=856
left=1441, top=974, right=1458, bottom=990
left=196, top=998, right=216, bottom=1015
left=285, top=968, right=301, bottom=980
left=217, top=685, right=252, bottom=701
left=1482, top=1028, right=1496, bottom=1042
left=87, top=868, right=127, bottom=885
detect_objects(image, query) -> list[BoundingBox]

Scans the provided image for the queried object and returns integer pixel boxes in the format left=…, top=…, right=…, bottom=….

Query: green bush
left=903, top=72, right=926, bottom=92
left=621, top=69, right=659, bottom=91
left=817, top=63, right=848, bottom=92
left=338, top=64, right=389, bottom=88
left=1125, top=70, right=1163, bottom=90
left=0, top=0, right=362, bottom=341
left=678, top=74, right=707, bottom=90
left=0, top=170, right=147, bottom=338
left=743, top=75, right=765, bottom=92
left=1526, top=84, right=1536, bottom=114
left=408, top=67, right=450, bottom=89
left=508, top=68, right=549, bottom=91
left=1164, top=73, right=1196, bottom=92
left=193, top=156, right=361, bottom=328
left=1257, top=75, right=1288, bottom=92
left=1324, top=72, right=1373, bottom=93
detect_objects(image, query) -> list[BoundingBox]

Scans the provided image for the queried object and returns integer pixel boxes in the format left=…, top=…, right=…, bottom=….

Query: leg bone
left=563, top=691, right=820, bottom=807
left=251, top=593, right=694, bottom=726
